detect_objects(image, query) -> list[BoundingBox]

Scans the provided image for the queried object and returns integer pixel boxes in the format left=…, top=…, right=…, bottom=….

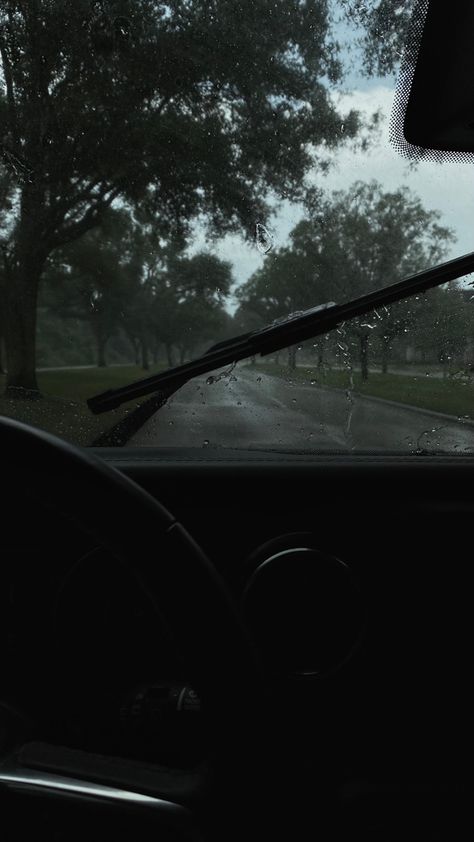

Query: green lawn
left=0, top=364, right=164, bottom=446
left=4, top=360, right=473, bottom=447
left=254, top=363, right=474, bottom=420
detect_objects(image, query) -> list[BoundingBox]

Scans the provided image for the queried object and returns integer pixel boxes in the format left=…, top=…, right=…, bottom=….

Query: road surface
left=129, top=366, right=474, bottom=453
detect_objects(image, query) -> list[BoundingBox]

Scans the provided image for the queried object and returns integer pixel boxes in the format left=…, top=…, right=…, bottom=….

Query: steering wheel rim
left=0, top=416, right=262, bottom=795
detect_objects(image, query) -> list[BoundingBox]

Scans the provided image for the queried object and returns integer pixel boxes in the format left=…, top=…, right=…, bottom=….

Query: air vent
left=242, top=535, right=365, bottom=678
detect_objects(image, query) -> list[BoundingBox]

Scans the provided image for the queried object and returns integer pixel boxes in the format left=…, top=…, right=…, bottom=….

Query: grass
left=254, top=363, right=474, bottom=420
left=5, top=359, right=474, bottom=446
left=0, top=364, right=164, bottom=446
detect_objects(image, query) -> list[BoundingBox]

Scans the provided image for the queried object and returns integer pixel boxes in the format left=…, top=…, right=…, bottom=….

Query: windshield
left=2, top=0, right=474, bottom=454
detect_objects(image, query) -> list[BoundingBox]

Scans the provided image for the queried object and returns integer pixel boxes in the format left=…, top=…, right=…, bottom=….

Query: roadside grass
left=253, top=363, right=474, bottom=420
left=0, top=364, right=164, bottom=446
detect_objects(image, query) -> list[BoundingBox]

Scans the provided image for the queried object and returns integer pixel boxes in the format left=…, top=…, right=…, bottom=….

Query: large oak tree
left=0, top=0, right=362, bottom=394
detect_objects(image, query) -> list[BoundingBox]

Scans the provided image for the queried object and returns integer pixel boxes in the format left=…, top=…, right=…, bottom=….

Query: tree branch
left=0, top=29, right=19, bottom=150
left=49, top=185, right=122, bottom=250
left=48, top=176, right=105, bottom=227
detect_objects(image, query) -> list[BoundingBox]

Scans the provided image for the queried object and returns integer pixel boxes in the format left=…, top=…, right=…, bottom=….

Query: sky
left=191, top=74, right=474, bottom=310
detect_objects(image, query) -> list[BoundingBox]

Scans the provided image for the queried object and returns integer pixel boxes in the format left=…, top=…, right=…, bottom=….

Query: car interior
left=1, top=2, right=474, bottom=841
left=1, top=428, right=473, bottom=841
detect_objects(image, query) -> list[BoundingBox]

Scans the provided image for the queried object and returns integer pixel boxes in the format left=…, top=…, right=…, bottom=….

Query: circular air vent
left=242, top=535, right=365, bottom=678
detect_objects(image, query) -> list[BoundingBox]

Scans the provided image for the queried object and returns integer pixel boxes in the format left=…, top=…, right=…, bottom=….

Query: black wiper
left=88, top=250, right=474, bottom=414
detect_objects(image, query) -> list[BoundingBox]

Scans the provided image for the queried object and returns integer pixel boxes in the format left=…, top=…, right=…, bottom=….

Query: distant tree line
left=235, top=181, right=474, bottom=378
left=38, top=208, right=233, bottom=369
left=5, top=178, right=472, bottom=380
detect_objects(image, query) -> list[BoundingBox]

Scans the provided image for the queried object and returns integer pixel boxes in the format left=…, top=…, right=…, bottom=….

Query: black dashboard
left=2, top=448, right=474, bottom=837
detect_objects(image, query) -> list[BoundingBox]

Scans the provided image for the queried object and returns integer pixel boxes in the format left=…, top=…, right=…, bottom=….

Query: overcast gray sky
left=192, top=77, right=474, bottom=304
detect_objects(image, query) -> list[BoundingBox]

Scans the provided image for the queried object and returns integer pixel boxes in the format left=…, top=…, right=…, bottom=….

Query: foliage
left=42, top=208, right=234, bottom=368
left=341, top=0, right=417, bottom=77
left=0, top=0, right=366, bottom=391
left=237, top=180, right=455, bottom=375
left=42, top=210, right=137, bottom=365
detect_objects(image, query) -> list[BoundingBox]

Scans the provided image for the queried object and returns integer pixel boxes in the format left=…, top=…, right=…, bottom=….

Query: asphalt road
left=129, top=367, right=474, bottom=453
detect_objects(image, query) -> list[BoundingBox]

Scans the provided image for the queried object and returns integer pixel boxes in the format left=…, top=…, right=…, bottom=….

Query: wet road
left=129, top=367, right=474, bottom=453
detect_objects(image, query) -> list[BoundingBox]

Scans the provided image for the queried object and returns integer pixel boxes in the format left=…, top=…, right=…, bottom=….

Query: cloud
left=313, top=84, right=474, bottom=257
left=192, top=81, right=474, bottom=300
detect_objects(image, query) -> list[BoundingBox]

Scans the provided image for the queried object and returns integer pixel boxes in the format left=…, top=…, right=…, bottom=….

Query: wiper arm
left=88, top=250, right=474, bottom=414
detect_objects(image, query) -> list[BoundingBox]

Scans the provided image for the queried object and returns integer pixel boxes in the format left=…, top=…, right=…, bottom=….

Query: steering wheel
left=0, top=416, right=265, bottom=840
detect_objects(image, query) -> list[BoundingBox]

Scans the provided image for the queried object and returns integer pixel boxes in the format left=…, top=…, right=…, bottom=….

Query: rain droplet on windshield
left=255, top=222, right=274, bottom=254
left=205, top=362, right=237, bottom=386
left=336, top=324, right=355, bottom=447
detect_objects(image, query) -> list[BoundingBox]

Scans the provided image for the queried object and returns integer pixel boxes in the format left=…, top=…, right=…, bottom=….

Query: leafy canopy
left=0, top=0, right=361, bottom=254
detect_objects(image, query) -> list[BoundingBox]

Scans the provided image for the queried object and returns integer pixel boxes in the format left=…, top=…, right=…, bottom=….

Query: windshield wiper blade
left=88, top=250, right=474, bottom=414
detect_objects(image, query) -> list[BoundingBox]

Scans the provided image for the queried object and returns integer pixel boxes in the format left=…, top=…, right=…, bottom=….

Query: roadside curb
left=95, top=368, right=474, bottom=447
left=256, top=369, right=474, bottom=428
left=318, top=384, right=474, bottom=427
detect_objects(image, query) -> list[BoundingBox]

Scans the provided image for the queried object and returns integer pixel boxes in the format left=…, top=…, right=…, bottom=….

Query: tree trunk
left=0, top=283, right=5, bottom=373
left=3, top=184, right=48, bottom=396
left=90, top=313, right=108, bottom=367
left=360, top=334, right=369, bottom=381
left=132, top=337, right=140, bottom=365
left=97, top=331, right=107, bottom=367
left=165, top=343, right=174, bottom=368
left=179, top=345, right=186, bottom=365
left=288, top=345, right=296, bottom=370
left=4, top=258, right=43, bottom=395
left=141, top=338, right=149, bottom=370
left=381, top=337, right=390, bottom=374
left=441, top=353, right=449, bottom=380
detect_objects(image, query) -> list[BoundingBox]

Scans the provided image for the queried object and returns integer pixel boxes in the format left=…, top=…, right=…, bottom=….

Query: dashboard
left=2, top=448, right=473, bottom=837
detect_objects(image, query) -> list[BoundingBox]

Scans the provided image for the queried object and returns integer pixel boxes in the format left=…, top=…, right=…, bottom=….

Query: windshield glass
left=2, top=0, right=474, bottom=453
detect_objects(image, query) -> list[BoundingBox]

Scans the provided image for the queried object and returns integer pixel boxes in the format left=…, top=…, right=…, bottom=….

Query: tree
left=147, top=251, right=233, bottom=366
left=237, top=181, right=455, bottom=375
left=235, top=247, right=320, bottom=369
left=0, top=166, right=13, bottom=373
left=0, top=0, right=363, bottom=395
left=42, top=210, right=137, bottom=367
left=0, top=266, right=5, bottom=373
left=36, top=307, right=98, bottom=368
left=113, top=213, right=234, bottom=369
left=377, top=300, right=414, bottom=374
left=341, top=0, right=416, bottom=77
left=414, top=285, right=471, bottom=375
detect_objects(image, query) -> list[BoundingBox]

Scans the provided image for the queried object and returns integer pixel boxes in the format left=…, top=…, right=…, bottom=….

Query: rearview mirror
left=402, top=0, right=474, bottom=153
